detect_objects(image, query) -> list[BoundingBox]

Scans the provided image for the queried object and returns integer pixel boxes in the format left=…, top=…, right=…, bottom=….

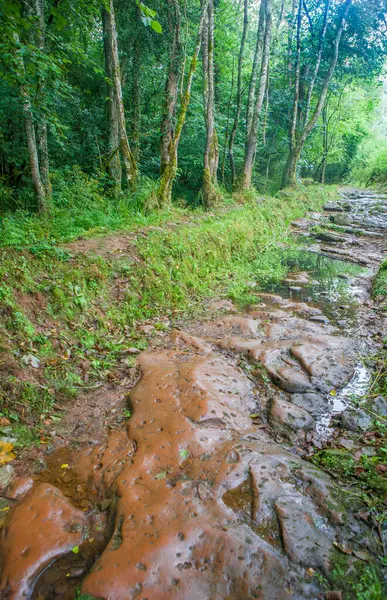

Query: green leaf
left=72, top=546, right=80, bottom=554
left=150, top=20, right=162, bottom=34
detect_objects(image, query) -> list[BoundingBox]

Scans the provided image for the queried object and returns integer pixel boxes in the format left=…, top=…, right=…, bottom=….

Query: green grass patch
left=373, top=259, right=387, bottom=307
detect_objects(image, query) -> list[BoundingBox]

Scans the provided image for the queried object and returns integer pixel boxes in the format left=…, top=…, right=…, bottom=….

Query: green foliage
left=373, top=260, right=387, bottom=305
left=324, top=555, right=385, bottom=600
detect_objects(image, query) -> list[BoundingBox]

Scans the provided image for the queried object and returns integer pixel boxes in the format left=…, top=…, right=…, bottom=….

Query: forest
left=0, top=0, right=387, bottom=219
left=1, top=2, right=387, bottom=600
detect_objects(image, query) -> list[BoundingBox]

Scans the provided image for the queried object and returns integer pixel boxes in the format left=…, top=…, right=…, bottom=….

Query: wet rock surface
left=0, top=189, right=386, bottom=599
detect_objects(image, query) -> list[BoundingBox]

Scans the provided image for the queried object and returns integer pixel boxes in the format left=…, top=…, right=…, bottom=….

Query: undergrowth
left=0, top=184, right=337, bottom=448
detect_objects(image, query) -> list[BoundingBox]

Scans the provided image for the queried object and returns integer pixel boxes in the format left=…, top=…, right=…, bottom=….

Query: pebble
left=0, top=464, right=15, bottom=492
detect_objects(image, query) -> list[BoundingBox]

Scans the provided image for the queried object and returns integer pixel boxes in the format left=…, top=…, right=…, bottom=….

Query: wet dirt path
left=0, top=189, right=386, bottom=599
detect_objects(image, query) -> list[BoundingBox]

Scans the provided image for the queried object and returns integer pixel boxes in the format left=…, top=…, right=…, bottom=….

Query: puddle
left=260, top=250, right=369, bottom=328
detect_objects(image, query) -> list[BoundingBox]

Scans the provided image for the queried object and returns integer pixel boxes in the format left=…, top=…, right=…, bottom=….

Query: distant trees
left=0, top=0, right=386, bottom=212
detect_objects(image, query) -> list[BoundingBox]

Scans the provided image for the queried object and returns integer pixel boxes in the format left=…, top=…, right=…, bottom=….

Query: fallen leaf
left=61, top=463, right=69, bottom=469
left=330, top=390, right=337, bottom=397
left=71, top=546, right=79, bottom=554
left=0, top=441, right=16, bottom=465
left=250, top=413, right=259, bottom=419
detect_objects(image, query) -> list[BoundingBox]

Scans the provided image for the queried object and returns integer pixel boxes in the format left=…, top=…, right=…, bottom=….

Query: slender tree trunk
left=105, top=0, right=138, bottom=190
left=221, top=57, right=235, bottom=184
left=228, top=0, right=248, bottom=185
left=240, top=0, right=272, bottom=190
left=202, top=0, right=219, bottom=207
left=157, top=0, right=209, bottom=207
left=103, top=8, right=122, bottom=192
left=246, top=0, right=265, bottom=139
left=160, top=0, right=182, bottom=176
left=34, top=0, right=51, bottom=198
left=281, top=0, right=302, bottom=188
left=132, top=36, right=141, bottom=161
left=13, top=31, right=47, bottom=212
left=320, top=105, right=328, bottom=183
left=281, top=0, right=352, bottom=188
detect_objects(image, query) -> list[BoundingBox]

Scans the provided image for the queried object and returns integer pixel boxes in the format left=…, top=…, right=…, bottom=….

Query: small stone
left=340, top=409, right=372, bottom=432
left=369, top=396, right=387, bottom=417
left=5, top=476, right=33, bottom=500
left=325, top=592, right=342, bottom=600
left=310, top=315, right=330, bottom=324
left=324, top=202, right=343, bottom=212
left=22, top=354, right=40, bottom=368
left=0, top=464, right=15, bottom=492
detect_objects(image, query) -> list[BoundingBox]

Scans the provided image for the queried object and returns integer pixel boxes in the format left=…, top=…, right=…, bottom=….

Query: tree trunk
left=157, top=0, right=209, bottom=207
left=246, top=0, right=265, bottom=139
left=132, top=36, right=141, bottom=161
left=34, top=0, right=51, bottom=198
left=105, top=0, right=138, bottom=190
left=221, top=57, right=235, bottom=184
left=202, top=0, right=219, bottom=207
left=240, top=0, right=272, bottom=190
left=103, top=8, right=122, bottom=192
left=281, top=0, right=352, bottom=188
left=228, top=0, right=248, bottom=185
left=160, top=0, right=182, bottom=176
left=13, top=31, right=47, bottom=212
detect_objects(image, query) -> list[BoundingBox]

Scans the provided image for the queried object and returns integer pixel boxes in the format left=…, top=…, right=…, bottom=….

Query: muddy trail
left=0, top=188, right=386, bottom=599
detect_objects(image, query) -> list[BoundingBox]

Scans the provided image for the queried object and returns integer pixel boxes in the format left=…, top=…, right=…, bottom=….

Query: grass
left=373, top=259, right=387, bottom=307
left=0, top=183, right=337, bottom=448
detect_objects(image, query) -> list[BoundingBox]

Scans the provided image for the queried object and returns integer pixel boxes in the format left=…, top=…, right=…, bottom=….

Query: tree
left=160, top=0, right=182, bottom=177
left=240, top=0, right=272, bottom=190
left=157, top=0, right=209, bottom=207
left=201, top=0, right=219, bottom=206
left=103, top=0, right=138, bottom=191
left=281, top=0, right=353, bottom=188
left=228, top=0, right=248, bottom=186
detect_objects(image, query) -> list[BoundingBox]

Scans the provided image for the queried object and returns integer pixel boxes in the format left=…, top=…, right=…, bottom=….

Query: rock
left=309, top=315, right=330, bottom=324
left=5, top=476, right=34, bottom=500
left=274, top=495, right=334, bottom=574
left=324, top=202, right=343, bottom=212
left=340, top=409, right=372, bottom=432
left=0, top=484, right=87, bottom=598
left=0, top=464, right=15, bottom=492
left=337, top=437, right=356, bottom=451
left=291, top=393, right=328, bottom=415
left=289, top=286, right=302, bottom=292
left=325, top=592, right=342, bottom=600
left=270, top=396, right=315, bottom=434
left=332, top=214, right=352, bottom=226
left=21, top=354, right=40, bottom=368
left=337, top=320, right=347, bottom=327
left=337, top=273, right=350, bottom=280
left=369, top=396, right=387, bottom=417
left=314, top=230, right=348, bottom=243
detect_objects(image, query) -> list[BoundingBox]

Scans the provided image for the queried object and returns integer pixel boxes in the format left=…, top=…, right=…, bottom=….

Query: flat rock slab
left=0, top=484, right=86, bottom=599
left=270, top=396, right=315, bottom=435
